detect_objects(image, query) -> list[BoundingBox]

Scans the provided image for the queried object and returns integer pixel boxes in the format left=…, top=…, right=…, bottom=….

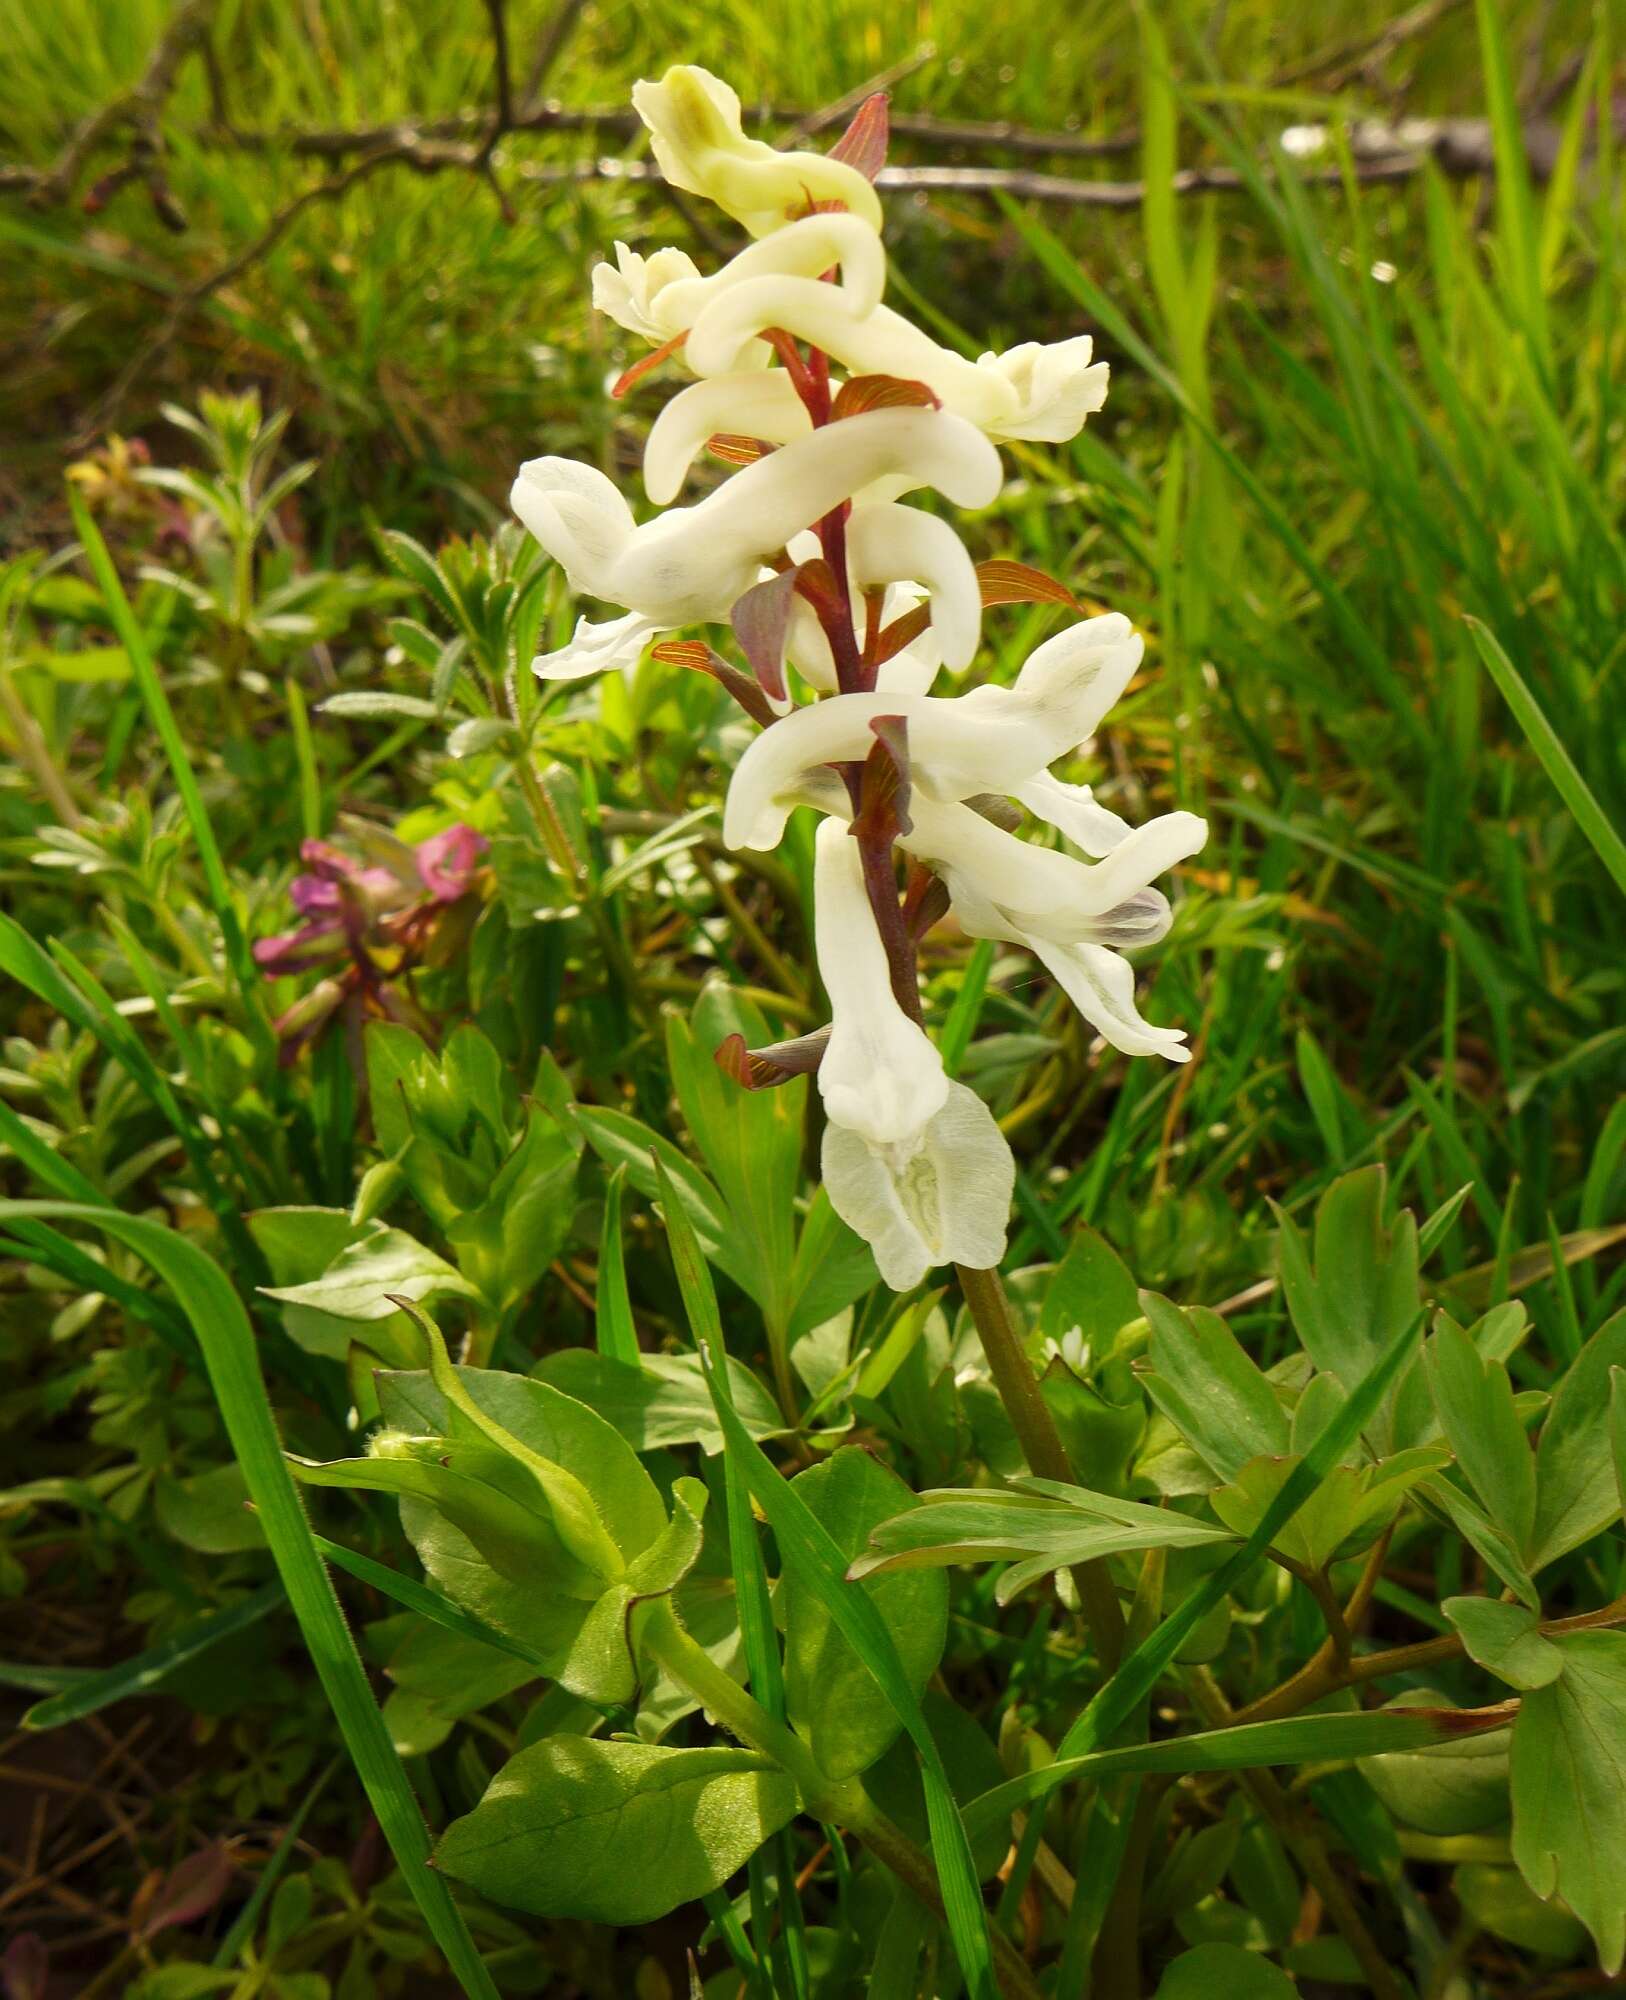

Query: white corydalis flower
left=631, top=66, right=883, bottom=238
left=593, top=207, right=1107, bottom=448
left=812, top=820, right=1014, bottom=1289
left=723, top=615, right=1144, bottom=849
left=515, top=408, right=1000, bottom=678
left=901, top=794, right=1206, bottom=1062
left=596, top=213, right=885, bottom=349
left=813, top=817, right=948, bottom=1146
left=685, top=281, right=1109, bottom=444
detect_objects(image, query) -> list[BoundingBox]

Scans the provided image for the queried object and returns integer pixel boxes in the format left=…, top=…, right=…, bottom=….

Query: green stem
left=641, top=1598, right=834, bottom=1808
left=1235, top=1587, right=1626, bottom=1729
left=956, top=1262, right=1126, bottom=1670
left=0, top=660, right=83, bottom=827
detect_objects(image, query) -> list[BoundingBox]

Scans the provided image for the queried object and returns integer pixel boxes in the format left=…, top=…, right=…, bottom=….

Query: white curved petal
left=514, top=410, right=998, bottom=630
left=510, top=458, right=638, bottom=601
left=990, top=613, right=1142, bottom=749
left=784, top=595, right=838, bottom=689
left=532, top=610, right=661, bottom=682
left=688, top=283, right=1022, bottom=429
left=845, top=504, right=983, bottom=670
left=974, top=337, right=1111, bottom=444
left=591, top=242, right=703, bottom=342
left=1030, top=938, right=1191, bottom=1062
left=1013, top=771, right=1134, bottom=857
left=905, top=795, right=1206, bottom=928
left=813, top=819, right=947, bottom=1148
left=655, top=213, right=886, bottom=335
left=643, top=372, right=812, bottom=504
left=631, top=66, right=883, bottom=237
left=822, top=1081, right=1014, bottom=1291
left=1086, top=888, right=1174, bottom=949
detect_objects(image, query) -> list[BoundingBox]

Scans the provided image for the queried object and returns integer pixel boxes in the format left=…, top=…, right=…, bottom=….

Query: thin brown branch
left=3, top=0, right=215, bottom=204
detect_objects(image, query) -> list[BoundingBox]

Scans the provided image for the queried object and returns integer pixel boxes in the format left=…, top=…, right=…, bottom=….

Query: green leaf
left=1512, top=1630, right=1626, bottom=1973
left=785, top=1185, right=879, bottom=1340
left=1612, top=1368, right=1626, bottom=1520
left=0, top=1203, right=497, bottom=1999
left=435, top=1738, right=799, bottom=1924
left=1420, top=1473, right=1540, bottom=1610
left=963, top=1700, right=1508, bottom=1838
left=575, top=1106, right=739, bottom=1281
left=320, top=691, right=443, bottom=720
left=1454, top=1863, right=1589, bottom=1960
left=783, top=1449, right=948, bottom=1781
left=1273, top=1169, right=1418, bottom=1388
left=938, top=937, right=994, bottom=1078
left=852, top=1486, right=1232, bottom=1602
left=378, top=1362, right=667, bottom=1566
left=155, top=1463, right=266, bottom=1555
left=262, top=1229, right=478, bottom=1323
left=1039, top=1228, right=1141, bottom=1352
left=1528, top=1308, right=1626, bottom=1570
left=1424, top=1315, right=1537, bottom=1556
left=363, top=1359, right=675, bottom=1703
left=594, top=1164, right=638, bottom=1363
left=1138, top=1292, right=1290, bottom=1480
left=1356, top=1687, right=1513, bottom=1836
left=67, top=496, right=263, bottom=1028
left=531, top=1349, right=786, bottom=1456
left=1153, top=1944, right=1296, bottom=2000
left=1444, top=1597, right=1563, bottom=1691
left=381, top=1623, right=537, bottom=1758
left=1051, top=1309, right=1424, bottom=1766
left=666, top=985, right=802, bottom=1328
left=248, top=1206, right=388, bottom=1360
left=1210, top=1447, right=1445, bottom=1573
left=312, top=1534, right=554, bottom=1675
left=449, top=1106, right=579, bottom=1309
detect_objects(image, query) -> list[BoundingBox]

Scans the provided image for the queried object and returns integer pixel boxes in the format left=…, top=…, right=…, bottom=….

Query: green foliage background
left=0, top=0, right=1620, bottom=1996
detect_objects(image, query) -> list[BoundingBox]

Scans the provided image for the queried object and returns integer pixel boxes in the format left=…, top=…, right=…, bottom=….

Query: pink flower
left=415, top=825, right=488, bottom=901
left=253, top=823, right=489, bottom=1061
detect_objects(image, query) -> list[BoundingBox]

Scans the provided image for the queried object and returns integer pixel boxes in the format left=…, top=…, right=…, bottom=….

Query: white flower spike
left=510, top=64, right=1209, bottom=1290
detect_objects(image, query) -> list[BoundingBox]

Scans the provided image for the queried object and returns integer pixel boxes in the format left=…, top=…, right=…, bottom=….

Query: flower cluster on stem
left=513, top=66, right=1206, bottom=1289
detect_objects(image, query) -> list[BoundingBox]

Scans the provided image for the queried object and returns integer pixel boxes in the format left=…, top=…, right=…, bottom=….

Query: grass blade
left=0, top=1200, right=499, bottom=2000
left=24, top=1582, right=282, bottom=1729
left=1466, top=617, right=1626, bottom=897
left=310, top=1533, right=554, bottom=1675
left=67, top=491, right=267, bottom=1037
left=652, top=1162, right=1000, bottom=2000
left=965, top=1701, right=1511, bottom=1835
left=594, top=1162, right=639, bottom=1362
left=653, top=1158, right=808, bottom=1996
left=939, top=937, right=994, bottom=1079
left=212, top=1757, right=340, bottom=1968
